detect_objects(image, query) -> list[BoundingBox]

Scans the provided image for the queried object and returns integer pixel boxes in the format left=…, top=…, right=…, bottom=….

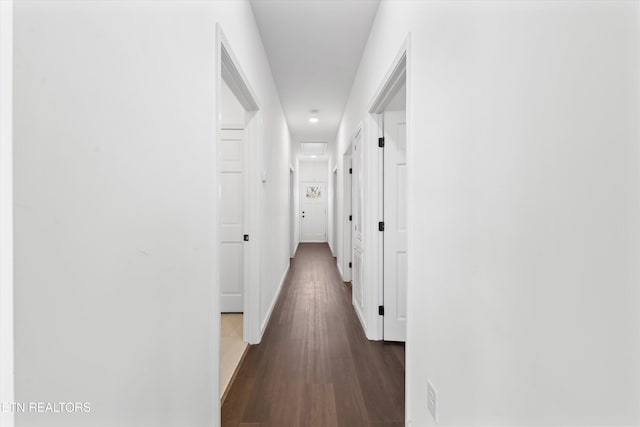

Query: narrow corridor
left=222, top=243, right=405, bottom=426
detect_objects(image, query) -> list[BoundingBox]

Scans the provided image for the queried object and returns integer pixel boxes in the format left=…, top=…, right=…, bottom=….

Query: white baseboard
left=260, top=262, right=290, bottom=337
left=337, top=261, right=345, bottom=282
left=292, top=241, right=299, bottom=258
left=352, top=300, right=368, bottom=338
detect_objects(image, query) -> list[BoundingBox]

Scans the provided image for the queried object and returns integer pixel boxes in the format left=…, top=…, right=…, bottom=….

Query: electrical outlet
left=427, top=380, right=437, bottom=422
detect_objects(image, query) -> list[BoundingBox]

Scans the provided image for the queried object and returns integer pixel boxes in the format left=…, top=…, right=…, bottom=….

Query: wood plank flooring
left=222, top=243, right=405, bottom=427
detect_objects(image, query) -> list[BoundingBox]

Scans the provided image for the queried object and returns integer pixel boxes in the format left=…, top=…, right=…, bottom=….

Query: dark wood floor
left=222, top=243, right=405, bottom=427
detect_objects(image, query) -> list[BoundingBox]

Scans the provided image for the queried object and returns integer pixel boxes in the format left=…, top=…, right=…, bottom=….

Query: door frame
left=299, top=180, right=328, bottom=243
left=330, top=166, right=338, bottom=257
left=380, top=110, right=407, bottom=342
left=215, top=25, right=263, bottom=419
left=298, top=159, right=328, bottom=243
left=341, top=149, right=353, bottom=282
left=362, top=31, right=411, bottom=423
left=363, top=35, right=410, bottom=342
left=217, top=25, right=262, bottom=345
left=289, top=166, right=296, bottom=257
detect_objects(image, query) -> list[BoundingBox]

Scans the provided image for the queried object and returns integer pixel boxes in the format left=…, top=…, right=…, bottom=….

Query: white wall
left=299, top=159, right=328, bottom=183
left=13, top=1, right=291, bottom=426
left=257, top=80, right=293, bottom=336
left=0, top=1, right=14, bottom=427
left=333, top=1, right=640, bottom=425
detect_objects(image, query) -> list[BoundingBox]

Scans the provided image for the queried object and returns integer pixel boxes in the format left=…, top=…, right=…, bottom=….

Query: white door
left=343, top=156, right=352, bottom=282
left=300, top=183, right=326, bottom=242
left=352, top=131, right=364, bottom=312
left=220, top=127, right=245, bottom=312
left=290, top=169, right=296, bottom=257
left=383, top=111, right=407, bottom=341
left=331, top=170, right=338, bottom=256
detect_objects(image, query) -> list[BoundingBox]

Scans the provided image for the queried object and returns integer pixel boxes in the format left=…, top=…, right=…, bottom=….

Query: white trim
left=299, top=169, right=329, bottom=243
left=341, top=149, right=353, bottom=283
left=404, top=33, right=413, bottom=425
left=328, top=165, right=337, bottom=258
left=1, top=1, right=15, bottom=426
left=215, top=25, right=263, bottom=426
left=363, top=35, right=410, bottom=343
left=352, top=298, right=369, bottom=340
left=365, top=113, right=384, bottom=341
left=246, top=109, right=263, bottom=346
left=221, top=44, right=259, bottom=112
left=260, top=263, right=290, bottom=336
left=369, top=38, right=408, bottom=114
left=289, top=166, right=296, bottom=258
left=216, top=24, right=262, bottom=345
left=292, top=241, right=299, bottom=258
left=364, top=33, right=412, bottom=421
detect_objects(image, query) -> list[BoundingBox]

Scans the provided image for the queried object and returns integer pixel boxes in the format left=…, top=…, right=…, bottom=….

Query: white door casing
left=331, top=169, right=338, bottom=256
left=290, top=168, right=296, bottom=257
left=383, top=111, right=407, bottom=341
left=352, top=130, right=365, bottom=318
left=220, top=127, right=245, bottom=312
left=300, top=182, right=327, bottom=242
left=343, top=155, right=353, bottom=282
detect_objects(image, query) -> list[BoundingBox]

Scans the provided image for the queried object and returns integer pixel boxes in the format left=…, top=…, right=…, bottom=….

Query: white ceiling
left=250, top=0, right=380, bottom=144
left=300, top=141, right=327, bottom=156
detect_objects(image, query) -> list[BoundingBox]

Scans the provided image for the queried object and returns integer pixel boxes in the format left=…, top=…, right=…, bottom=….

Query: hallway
left=222, top=243, right=405, bottom=426
left=7, top=2, right=640, bottom=426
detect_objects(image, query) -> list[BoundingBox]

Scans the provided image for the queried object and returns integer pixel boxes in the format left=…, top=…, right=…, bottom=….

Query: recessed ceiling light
left=309, top=109, right=319, bottom=124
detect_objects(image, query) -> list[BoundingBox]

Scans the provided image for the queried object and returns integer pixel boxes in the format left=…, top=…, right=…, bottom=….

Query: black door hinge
left=349, top=262, right=352, bottom=268
left=349, top=215, right=352, bottom=221
left=349, top=168, right=353, bottom=174
left=243, top=234, right=250, bottom=242
left=378, top=221, right=385, bottom=232
left=378, top=137, right=385, bottom=148
left=378, top=305, right=385, bottom=316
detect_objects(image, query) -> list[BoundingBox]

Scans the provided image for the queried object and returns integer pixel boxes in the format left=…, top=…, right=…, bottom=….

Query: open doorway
left=381, top=91, right=406, bottom=342
left=219, top=78, right=246, bottom=314
left=215, top=25, right=263, bottom=416
left=342, top=152, right=352, bottom=282
left=331, top=167, right=338, bottom=257
left=299, top=160, right=328, bottom=242
left=219, top=77, right=248, bottom=402
left=290, top=167, right=296, bottom=257
left=368, top=42, right=408, bottom=343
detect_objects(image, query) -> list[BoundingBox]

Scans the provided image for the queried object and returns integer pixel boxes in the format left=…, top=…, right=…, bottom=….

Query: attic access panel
left=300, top=141, right=328, bottom=156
